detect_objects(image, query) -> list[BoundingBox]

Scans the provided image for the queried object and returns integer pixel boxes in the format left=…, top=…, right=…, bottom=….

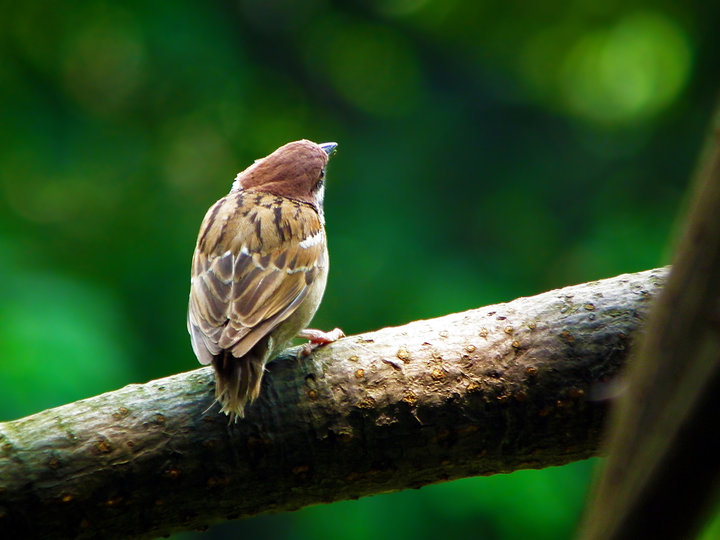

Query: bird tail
left=211, top=351, right=264, bottom=422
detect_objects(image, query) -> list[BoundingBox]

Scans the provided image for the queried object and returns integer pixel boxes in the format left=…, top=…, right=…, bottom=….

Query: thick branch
left=0, top=268, right=667, bottom=539
left=579, top=99, right=720, bottom=539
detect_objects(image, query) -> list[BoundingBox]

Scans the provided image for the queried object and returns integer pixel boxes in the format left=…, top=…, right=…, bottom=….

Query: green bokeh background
left=2, top=1, right=719, bottom=538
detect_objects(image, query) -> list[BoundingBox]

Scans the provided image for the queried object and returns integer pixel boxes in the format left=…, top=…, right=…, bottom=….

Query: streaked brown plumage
left=188, top=139, right=340, bottom=421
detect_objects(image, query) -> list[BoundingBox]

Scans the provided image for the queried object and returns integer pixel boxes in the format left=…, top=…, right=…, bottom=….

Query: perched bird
left=188, top=139, right=343, bottom=421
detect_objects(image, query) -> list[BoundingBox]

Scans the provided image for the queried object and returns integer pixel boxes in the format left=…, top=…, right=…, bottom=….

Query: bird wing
left=187, top=191, right=326, bottom=364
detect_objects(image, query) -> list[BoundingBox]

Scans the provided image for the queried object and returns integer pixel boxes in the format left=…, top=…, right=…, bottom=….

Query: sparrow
left=187, top=139, right=343, bottom=421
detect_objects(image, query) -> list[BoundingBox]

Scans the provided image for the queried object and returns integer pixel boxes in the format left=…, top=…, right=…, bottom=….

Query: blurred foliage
left=1, top=0, right=719, bottom=538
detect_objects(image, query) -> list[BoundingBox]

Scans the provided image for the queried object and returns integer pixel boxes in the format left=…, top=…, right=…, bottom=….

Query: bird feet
left=298, top=327, right=345, bottom=356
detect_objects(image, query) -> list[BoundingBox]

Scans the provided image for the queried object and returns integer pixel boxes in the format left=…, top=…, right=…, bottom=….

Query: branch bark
left=578, top=98, right=720, bottom=540
left=0, top=267, right=667, bottom=539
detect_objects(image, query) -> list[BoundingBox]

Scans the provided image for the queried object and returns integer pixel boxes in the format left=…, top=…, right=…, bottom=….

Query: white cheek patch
left=315, top=183, right=325, bottom=207
left=314, top=183, right=326, bottom=225
left=299, top=232, right=324, bottom=249
left=231, top=173, right=242, bottom=192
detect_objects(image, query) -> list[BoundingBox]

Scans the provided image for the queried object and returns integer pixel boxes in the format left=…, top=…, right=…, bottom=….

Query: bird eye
left=319, top=169, right=326, bottom=179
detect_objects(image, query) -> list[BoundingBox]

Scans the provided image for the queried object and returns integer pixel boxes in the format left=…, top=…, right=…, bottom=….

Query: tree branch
left=578, top=98, right=720, bottom=540
left=0, top=267, right=667, bottom=539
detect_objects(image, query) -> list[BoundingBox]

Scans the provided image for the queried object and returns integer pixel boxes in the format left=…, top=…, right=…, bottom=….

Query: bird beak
left=320, top=142, right=338, bottom=157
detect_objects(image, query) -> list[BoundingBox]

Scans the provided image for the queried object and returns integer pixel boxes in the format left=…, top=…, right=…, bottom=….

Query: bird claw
left=298, top=328, right=345, bottom=357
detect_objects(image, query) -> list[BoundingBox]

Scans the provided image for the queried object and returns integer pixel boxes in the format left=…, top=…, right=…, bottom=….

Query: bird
left=187, top=139, right=343, bottom=421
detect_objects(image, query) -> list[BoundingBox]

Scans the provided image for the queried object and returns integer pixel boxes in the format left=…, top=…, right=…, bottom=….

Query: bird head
left=233, top=140, right=337, bottom=207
